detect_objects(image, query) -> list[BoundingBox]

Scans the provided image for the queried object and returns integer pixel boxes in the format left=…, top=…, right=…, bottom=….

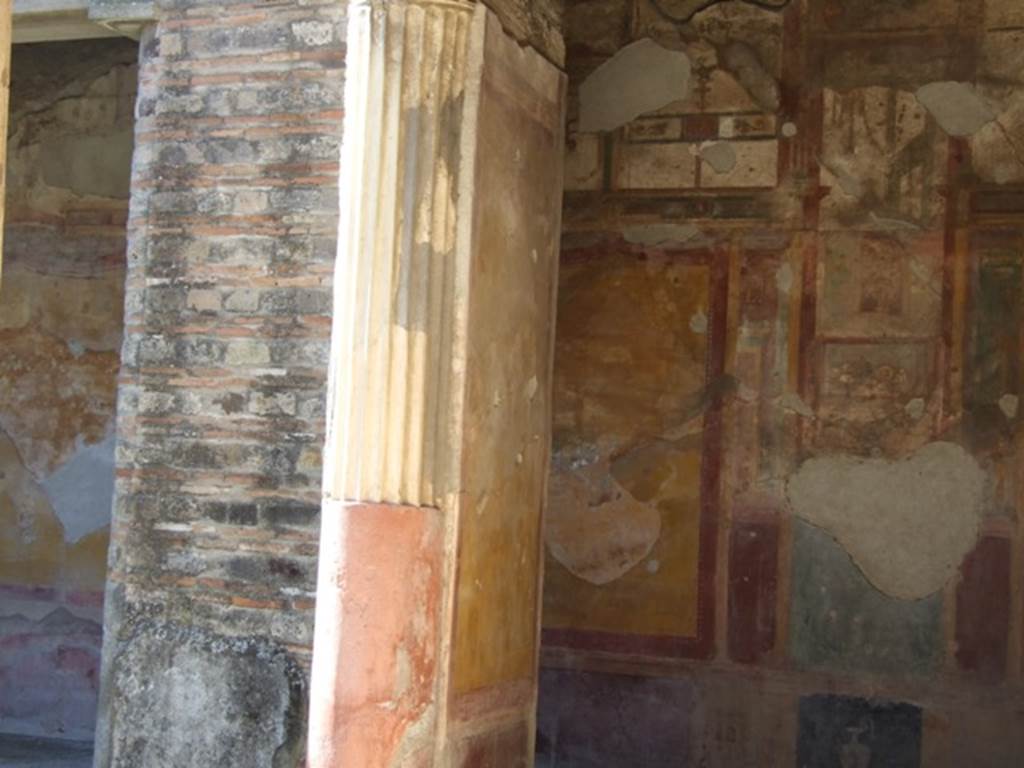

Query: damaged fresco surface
left=541, top=0, right=1024, bottom=764
left=0, top=40, right=136, bottom=740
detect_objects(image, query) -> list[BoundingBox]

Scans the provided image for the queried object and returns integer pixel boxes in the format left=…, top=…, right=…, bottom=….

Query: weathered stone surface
left=97, top=1, right=344, bottom=763
left=105, top=621, right=306, bottom=768
left=484, top=0, right=564, bottom=65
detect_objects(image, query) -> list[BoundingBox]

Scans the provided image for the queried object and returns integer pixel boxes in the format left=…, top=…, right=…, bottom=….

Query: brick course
left=97, top=2, right=344, bottom=764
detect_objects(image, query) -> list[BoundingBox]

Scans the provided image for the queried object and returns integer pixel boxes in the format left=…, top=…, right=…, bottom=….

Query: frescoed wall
left=0, top=39, right=136, bottom=740
left=540, top=0, right=1024, bottom=764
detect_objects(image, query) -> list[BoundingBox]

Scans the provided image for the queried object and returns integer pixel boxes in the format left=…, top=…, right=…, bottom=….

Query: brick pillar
left=308, top=2, right=566, bottom=766
left=94, top=3, right=345, bottom=766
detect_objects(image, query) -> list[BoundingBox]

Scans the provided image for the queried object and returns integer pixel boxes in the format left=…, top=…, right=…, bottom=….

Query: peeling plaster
left=787, top=442, right=986, bottom=600
left=915, top=82, right=996, bottom=137
left=579, top=39, right=692, bottom=133
left=546, top=456, right=662, bottom=585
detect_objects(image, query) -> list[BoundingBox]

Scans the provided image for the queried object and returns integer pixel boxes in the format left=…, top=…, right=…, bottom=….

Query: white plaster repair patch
left=904, top=398, right=926, bottom=420
left=579, top=39, right=692, bottom=133
left=916, top=82, right=997, bottom=137
left=787, top=442, right=986, bottom=600
left=999, top=394, right=1019, bottom=419
left=42, top=433, right=115, bottom=543
left=775, top=263, right=793, bottom=294
left=700, top=142, right=737, bottom=174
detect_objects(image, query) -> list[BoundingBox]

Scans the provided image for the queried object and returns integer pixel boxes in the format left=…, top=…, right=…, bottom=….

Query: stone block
left=100, top=621, right=306, bottom=768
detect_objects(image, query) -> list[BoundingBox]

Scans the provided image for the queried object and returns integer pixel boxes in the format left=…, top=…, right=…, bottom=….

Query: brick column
left=309, top=2, right=566, bottom=766
left=94, top=3, right=345, bottom=766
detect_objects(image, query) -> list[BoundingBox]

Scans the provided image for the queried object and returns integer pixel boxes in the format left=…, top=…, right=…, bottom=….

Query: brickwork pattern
left=98, top=2, right=344, bottom=764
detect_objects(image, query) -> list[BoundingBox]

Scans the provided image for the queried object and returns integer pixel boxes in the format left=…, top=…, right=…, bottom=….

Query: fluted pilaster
left=324, top=0, right=475, bottom=507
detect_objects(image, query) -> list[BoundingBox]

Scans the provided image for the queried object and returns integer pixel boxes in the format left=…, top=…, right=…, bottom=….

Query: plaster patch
left=915, top=82, right=996, bottom=137
left=579, top=39, right=692, bottom=133
left=700, top=141, right=737, bottom=173
left=737, top=383, right=758, bottom=403
left=994, top=165, right=1017, bottom=185
left=904, top=398, right=926, bottom=420
left=689, top=309, right=708, bottom=334
left=779, top=393, right=814, bottom=418
left=525, top=375, right=538, bottom=400
left=623, top=223, right=699, bottom=246
left=42, top=433, right=115, bottom=543
left=775, top=263, right=794, bottom=294
left=787, top=442, right=986, bottom=600
left=781, top=121, right=798, bottom=138
left=999, top=394, right=1019, bottom=419
left=545, top=459, right=661, bottom=585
